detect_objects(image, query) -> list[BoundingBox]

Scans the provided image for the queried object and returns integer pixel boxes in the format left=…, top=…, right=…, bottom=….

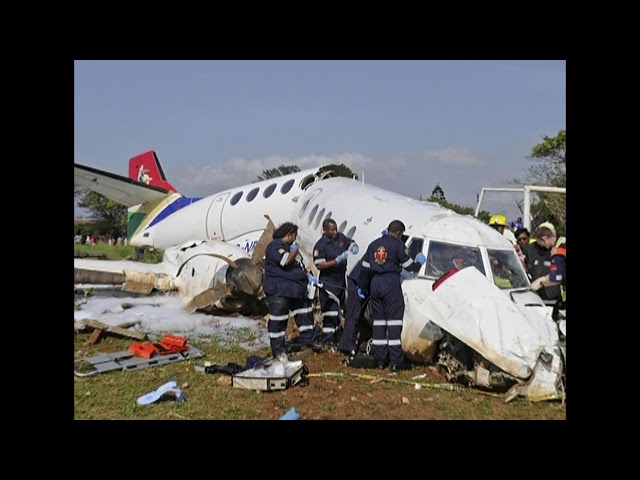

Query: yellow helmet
left=489, top=214, right=508, bottom=227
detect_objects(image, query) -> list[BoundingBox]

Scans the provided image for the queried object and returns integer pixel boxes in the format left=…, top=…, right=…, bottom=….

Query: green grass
left=74, top=244, right=163, bottom=263
left=73, top=334, right=566, bottom=420
left=74, top=335, right=271, bottom=420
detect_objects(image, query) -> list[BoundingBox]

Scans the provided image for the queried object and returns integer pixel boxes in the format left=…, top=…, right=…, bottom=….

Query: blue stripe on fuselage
left=148, top=197, right=203, bottom=227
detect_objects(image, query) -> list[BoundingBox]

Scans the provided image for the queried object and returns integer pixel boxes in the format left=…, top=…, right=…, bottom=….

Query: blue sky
left=74, top=60, right=565, bottom=221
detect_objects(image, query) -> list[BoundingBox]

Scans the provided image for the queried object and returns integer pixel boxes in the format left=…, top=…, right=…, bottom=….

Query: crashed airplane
left=74, top=150, right=566, bottom=401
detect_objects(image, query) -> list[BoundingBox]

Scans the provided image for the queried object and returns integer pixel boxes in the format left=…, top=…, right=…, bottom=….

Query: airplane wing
left=74, top=163, right=174, bottom=207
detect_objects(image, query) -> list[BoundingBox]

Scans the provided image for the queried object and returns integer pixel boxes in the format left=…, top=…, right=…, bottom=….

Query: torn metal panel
left=408, top=267, right=564, bottom=399
left=423, top=267, right=559, bottom=378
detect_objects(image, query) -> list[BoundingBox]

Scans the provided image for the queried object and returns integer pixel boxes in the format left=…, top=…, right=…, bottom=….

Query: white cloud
left=424, top=147, right=482, bottom=167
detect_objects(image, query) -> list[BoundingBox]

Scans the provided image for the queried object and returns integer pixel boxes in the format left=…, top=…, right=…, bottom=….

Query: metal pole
left=524, top=187, right=531, bottom=232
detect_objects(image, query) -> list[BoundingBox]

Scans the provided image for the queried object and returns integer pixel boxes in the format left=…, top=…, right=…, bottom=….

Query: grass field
left=74, top=244, right=163, bottom=262
left=73, top=334, right=566, bottom=420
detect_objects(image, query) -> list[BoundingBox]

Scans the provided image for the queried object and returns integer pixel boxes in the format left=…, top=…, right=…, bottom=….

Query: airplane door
left=205, top=192, right=230, bottom=240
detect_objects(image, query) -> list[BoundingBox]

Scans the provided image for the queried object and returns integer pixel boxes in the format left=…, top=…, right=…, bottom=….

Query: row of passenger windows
left=229, top=178, right=296, bottom=206
left=299, top=200, right=357, bottom=239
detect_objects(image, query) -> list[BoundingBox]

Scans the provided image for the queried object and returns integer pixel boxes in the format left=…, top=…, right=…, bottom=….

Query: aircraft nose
left=225, top=258, right=263, bottom=296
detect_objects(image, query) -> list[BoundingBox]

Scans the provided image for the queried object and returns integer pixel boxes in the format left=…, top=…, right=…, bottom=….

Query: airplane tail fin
left=129, top=151, right=178, bottom=192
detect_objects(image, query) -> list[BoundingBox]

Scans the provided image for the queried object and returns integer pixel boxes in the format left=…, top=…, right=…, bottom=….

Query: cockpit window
left=487, top=248, right=529, bottom=289
left=406, top=238, right=424, bottom=262
left=425, top=241, right=485, bottom=278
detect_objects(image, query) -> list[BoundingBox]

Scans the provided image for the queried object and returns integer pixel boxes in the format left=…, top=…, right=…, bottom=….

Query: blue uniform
left=264, top=239, right=316, bottom=357
left=361, top=234, right=422, bottom=368
left=313, top=232, right=352, bottom=344
left=338, top=260, right=369, bottom=355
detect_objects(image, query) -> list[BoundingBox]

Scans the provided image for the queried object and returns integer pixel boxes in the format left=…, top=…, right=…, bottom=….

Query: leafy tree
left=527, top=129, right=566, bottom=235
left=254, top=163, right=358, bottom=182
left=78, top=191, right=127, bottom=237
left=254, top=165, right=301, bottom=182
left=431, top=183, right=445, bottom=200
left=527, top=129, right=565, bottom=187
left=421, top=185, right=491, bottom=223
left=319, top=163, right=358, bottom=179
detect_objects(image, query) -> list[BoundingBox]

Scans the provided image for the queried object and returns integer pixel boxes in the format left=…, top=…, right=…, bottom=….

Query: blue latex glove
left=356, top=287, right=366, bottom=299
left=349, top=243, right=359, bottom=254
left=335, top=251, right=349, bottom=264
left=308, top=274, right=319, bottom=286
left=416, top=252, right=427, bottom=265
left=289, top=243, right=299, bottom=252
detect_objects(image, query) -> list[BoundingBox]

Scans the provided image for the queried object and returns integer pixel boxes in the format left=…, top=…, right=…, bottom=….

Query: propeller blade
left=186, top=286, right=226, bottom=314
left=250, top=214, right=276, bottom=265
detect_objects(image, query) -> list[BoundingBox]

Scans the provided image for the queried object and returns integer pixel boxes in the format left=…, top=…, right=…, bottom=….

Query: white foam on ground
left=74, top=292, right=269, bottom=351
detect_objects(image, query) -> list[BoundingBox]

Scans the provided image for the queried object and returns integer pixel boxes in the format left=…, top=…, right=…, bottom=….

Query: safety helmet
left=489, top=214, right=508, bottom=227
left=535, top=222, right=557, bottom=237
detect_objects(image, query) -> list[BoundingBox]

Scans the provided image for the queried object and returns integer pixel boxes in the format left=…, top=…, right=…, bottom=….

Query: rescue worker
left=514, top=228, right=531, bottom=269
left=337, top=258, right=369, bottom=358
left=489, top=214, right=517, bottom=245
left=511, top=216, right=524, bottom=231
left=263, top=222, right=322, bottom=361
left=312, top=218, right=357, bottom=347
left=360, top=220, right=426, bottom=371
left=526, top=222, right=561, bottom=304
left=530, top=225, right=566, bottom=314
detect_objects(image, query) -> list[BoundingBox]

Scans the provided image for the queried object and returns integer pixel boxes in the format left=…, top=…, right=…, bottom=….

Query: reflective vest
left=551, top=237, right=566, bottom=302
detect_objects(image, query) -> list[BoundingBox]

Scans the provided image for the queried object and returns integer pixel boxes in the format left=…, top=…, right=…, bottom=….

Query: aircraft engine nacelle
left=163, top=240, right=267, bottom=315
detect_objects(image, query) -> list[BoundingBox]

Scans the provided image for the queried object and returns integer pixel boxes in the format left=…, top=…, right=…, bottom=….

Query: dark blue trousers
left=267, top=295, right=316, bottom=357
left=338, top=277, right=366, bottom=354
left=319, top=279, right=345, bottom=344
left=369, top=274, right=405, bottom=367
